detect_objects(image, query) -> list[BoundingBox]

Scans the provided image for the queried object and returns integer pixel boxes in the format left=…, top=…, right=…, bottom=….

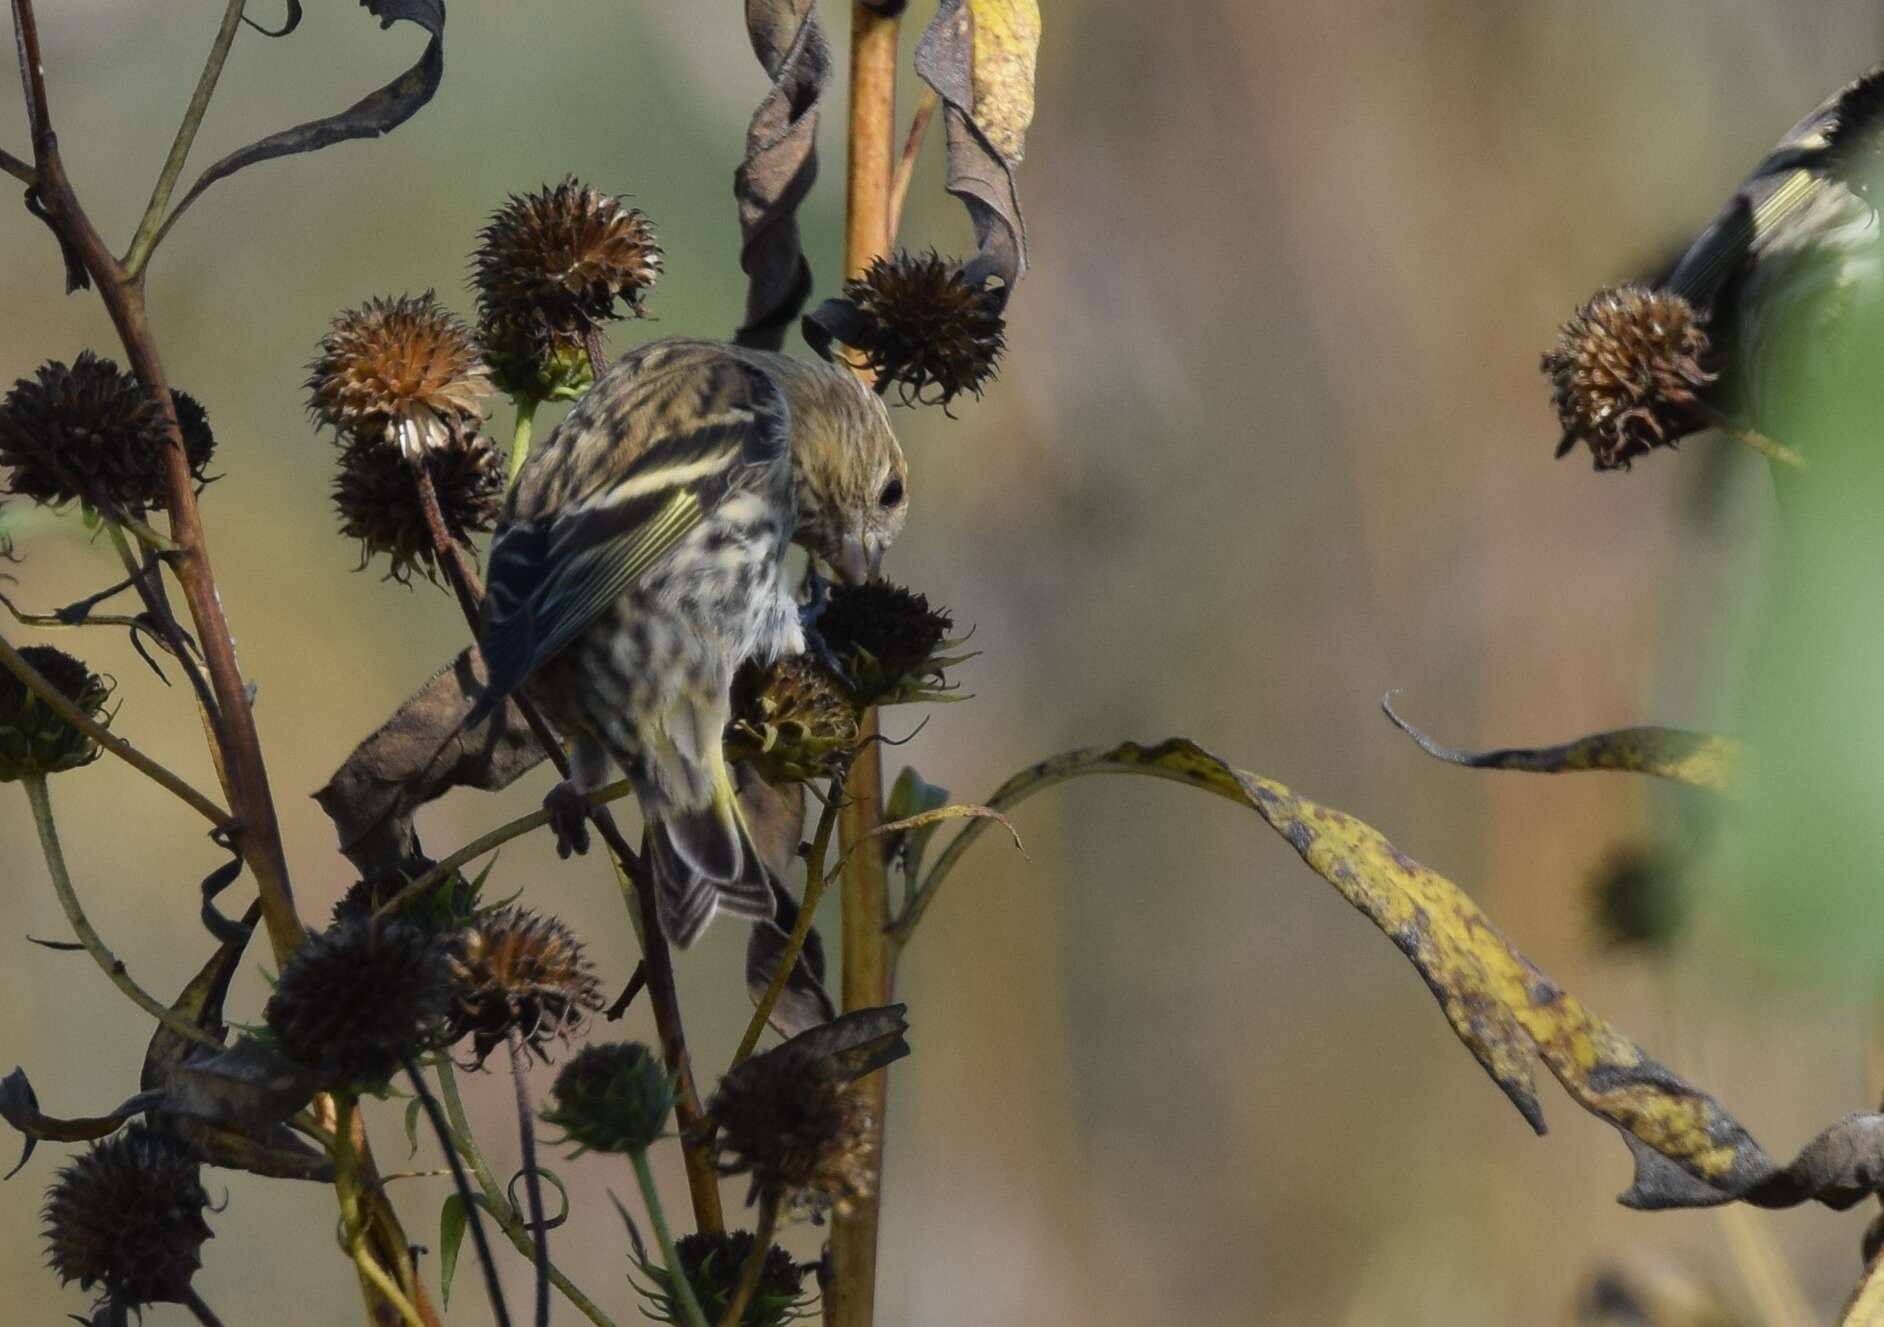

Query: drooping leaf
left=438, top=1193, right=467, bottom=1306
left=1383, top=693, right=1741, bottom=795
left=759, top=1004, right=909, bottom=1083
left=404, top=1096, right=424, bottom=1159
left=745, top=877, right=836, bottom=1039
left=0, top=1068, right=152, bottom=1178
left=141, top=899, right=257, bottom=1092
left=159, top=1036, right=318, bottom=1132
left=164, top=1116, right=333, bottom=1182
left=162, top=0, right=447, bottom=246
left=886, top=765, right=951, bottom=895
left=241, top=0, right=302, bottom=37
left=902, top=737, right=1884, bottom=1210
left=733, top=0, right=831, bottom=350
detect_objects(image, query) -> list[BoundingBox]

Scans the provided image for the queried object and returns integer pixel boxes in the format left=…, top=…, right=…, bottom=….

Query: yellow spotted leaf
left=968, top=0, right=1041, bottom=164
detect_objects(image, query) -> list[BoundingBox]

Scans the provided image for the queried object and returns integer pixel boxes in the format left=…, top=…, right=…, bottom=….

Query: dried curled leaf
left=0, top=1068, right=154, bottom=1179
left=734, top=0, right=831, bottom=350
left=904, top=737, right=1884, bottom=1211
left=1383, top=693, right=1741, bottom=795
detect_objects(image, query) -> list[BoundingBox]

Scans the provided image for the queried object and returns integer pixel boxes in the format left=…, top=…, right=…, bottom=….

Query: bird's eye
left=879, top=478, right=905, bottom=508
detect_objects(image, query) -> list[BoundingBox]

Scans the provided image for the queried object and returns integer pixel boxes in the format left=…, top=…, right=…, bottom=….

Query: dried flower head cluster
left=816, top=581, right=961, bottom=706
left=42, top=1127, right=213, bottom=1312
left=264, top=918, right=451, bottom=1089
left=635, top=1230, right=812, bottom=1327
left=542, top=1042, right=674, bottom=1155
left=1544, top=285, right=1716, bottom=471
left=307, top=293, right=493, bottom=458
left=332, top=427, right=505, bottom=584
left=0, top=352, right=214, bottom=512
left=444, top=907, right=604, bottom=1064
left=330, top=867, right=483, bottom=934
left=710, top=1042, right=875, bottom=1217
left=0, top=644, right=110, bottom=782
left=839, top=251, right=1005, bottom=409
left=475, top=177, right=662, bottom=400
left=728, top=654, right=861, bottom=784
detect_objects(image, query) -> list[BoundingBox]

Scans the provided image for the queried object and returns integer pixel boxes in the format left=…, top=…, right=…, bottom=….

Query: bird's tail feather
left=647, top=761, right=775, bottom=947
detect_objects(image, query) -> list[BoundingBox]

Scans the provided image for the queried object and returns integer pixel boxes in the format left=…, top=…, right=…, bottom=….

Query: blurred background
left=6, top=0, right=1884, bottom=1322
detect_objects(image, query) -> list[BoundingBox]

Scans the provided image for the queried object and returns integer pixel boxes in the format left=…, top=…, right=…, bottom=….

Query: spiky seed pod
left=635, top=1230, right=812, bottom=1327
left=709, top=1042, right=874, bottom=1216
left=330, top=868, right=482, bottom=934
left=727, top=654, right=861, bottom=784
left=1589, top=844, right=1689, bottom=954
left=815, top=581, right=959, bottom=706
left=477, top=318, right=596, bottom=405
left=541, top=1042, right=674, bottom=1154
left=0, top=644, right=110, bottom=782
left=474, top=178, right=662, bottom=345
left=0, top=352, right=215, bottom=511
left=840, top=250, right=1005, bottom=409
left=307, top=293, right=493, bottom=457
left=42, top=1126, right=213, bottom=1310
left=264, top=918, right=452, bottom=1089
left=1543, top=285, right=1717, bottom=471
left=444, top=907, right=605, bottom=1064
left=333, top=431, right=505, bottom=585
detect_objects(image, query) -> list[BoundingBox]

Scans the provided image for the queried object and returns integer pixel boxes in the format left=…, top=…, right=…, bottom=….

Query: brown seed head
left=1543, top=285, right=1716, bottom=471
left=333, top=431, right=505, bottom=586
left=728, top=654, right=861, bottom=784
left=474, top=177, right=661, bottom=343
left=42, top=1126, right=213, bottom=1310
left=307, top=293, right=492, bottom=456
left=710, top=1042, right=875, bottom=1216
left=264, top=918, right=452, bottom=1089
left=816, top=581, right=959, bottom=706
left=841, top=250, right=1005, bottom=409
left=0, top=352, right=214, bottom=511
left=445, top=907, right=605, bottom=1064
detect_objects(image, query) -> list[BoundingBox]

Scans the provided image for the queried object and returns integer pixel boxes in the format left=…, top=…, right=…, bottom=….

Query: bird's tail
left=641, top=728, right=775, bottom=947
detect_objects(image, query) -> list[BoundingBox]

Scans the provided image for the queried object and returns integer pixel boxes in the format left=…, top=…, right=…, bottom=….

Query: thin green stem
left=714, top=1192, right=780, bottom=1327
left=404, top=1059, right=513, bottom=1327
left=21, top=773, right=224, bottom=1050
left=123, top=0, right=249, bottom=278
left=630, top=1148, right=712, bottom=1327
left=334, top=1095, right=428, bottom=1327
left=734, top=777, right=844, bottom=1064
left=0, top=630, right=233, bottom=828
left=508, top=396, right=540, bottom=484
left=508, top=1029, right=551, bottom=1327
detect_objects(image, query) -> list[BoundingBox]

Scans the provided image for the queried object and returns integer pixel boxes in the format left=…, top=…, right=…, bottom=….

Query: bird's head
left=777, top=360, right=909, bottom=585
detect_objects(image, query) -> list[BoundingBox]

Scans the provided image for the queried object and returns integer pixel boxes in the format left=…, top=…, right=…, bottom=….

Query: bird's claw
left=798, top=569, right=855, bottom=687
left=543, top=781, right=592, bottom=859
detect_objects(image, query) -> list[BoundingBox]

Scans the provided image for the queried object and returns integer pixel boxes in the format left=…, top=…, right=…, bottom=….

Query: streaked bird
left=478, top=338, right=908, bottom=945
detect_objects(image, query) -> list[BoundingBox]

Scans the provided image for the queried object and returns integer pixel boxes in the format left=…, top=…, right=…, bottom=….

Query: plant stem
left=180, top=1286, right=230, bottom=1327
left=334, top=1095, right=428, bottom=1327
left=630, top=1148, right=712, bottom=1327
left=886, top=86, right=939, bottom=245
left=714, top=1191, right=780, bottom=1327
left=508, top=397, right=540, bottom=484
left=832, top=5, right=901, bottom=1322
left=21, top=773, right=226, bottom=1050
left=508, top=1030, right=552, bottom=1327
left=0, top=631, right=233, bottom=827
left=404, top=1059, right=514, bottom=1327
left=123, top=0, right=248, bottom=277
left=734, top=778, right=844, bottom=1063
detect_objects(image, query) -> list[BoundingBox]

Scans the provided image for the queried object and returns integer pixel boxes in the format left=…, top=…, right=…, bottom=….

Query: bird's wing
left=480, top=349, right=790, bottom=697
left=1668, top=65, right=1884, bottom=307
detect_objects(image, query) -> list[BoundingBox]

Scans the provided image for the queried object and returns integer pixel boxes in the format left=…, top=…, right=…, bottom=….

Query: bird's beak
left=834, top=533, right=872, bottom=586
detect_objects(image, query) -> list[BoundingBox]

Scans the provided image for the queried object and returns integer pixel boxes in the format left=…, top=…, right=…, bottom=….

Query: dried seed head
left=542, top=1042, right=674, bottom=1155
left=474, top=178, right=661, bottom=345
left=841, top=251, right=1005, bottom=409
left=307, top=293, right=492, bottom=457
left=1589, top=844, right=1689, bottom=954
left=0, top=352, right=215, bottom=511
left=728, top=654, right=861, bottom=784
left=0, top=644, right=110, bottom=782
left=1543, top=285, right=1716, bottom=471
left=816, top=581, right=959, bottom=706
left=477, top=318, right=596, bottom=405
left=710, top=1042, right=874, bottom=1217
left=331, top=868, right=482, bottom=934
left=444, top=907, right=604, bottom=1064
left=636, top=1230, right=811, bottom=1327
left=333, top=431, right=505, bottom=586
left=42, top=1126, right=213, bottom=1310
left=264, top=918, right=452, bottom=1089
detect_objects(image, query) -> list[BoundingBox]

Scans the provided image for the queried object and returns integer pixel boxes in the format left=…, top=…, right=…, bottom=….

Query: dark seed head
left=333, top=430, right=505, bottom=586
left=444, top=907, right=605, bottom=1065
left=636, top=1230, right=811, bottom=1327
left=0, top=352, right=214, bottom=511
left=43, top=1126, right=213, bottom=1310
left=710, top=1041, right=874, bottom=1216
left=816, top=581, right=958, bottom=706
left=1543, top=285, right=1716, bottom=471
left=264, top=918, right=452, bottom=1090
left=474, top=178, right=661, bottom=345
left=307, top=293, right=492, bottom=456
left=542, top=1042, right=674, bottom=1155
left=331, top=867, right=482, bottom=934
left=0, top=644, right=110, bottom=782
left=841, top=250, right=1005, bottom=409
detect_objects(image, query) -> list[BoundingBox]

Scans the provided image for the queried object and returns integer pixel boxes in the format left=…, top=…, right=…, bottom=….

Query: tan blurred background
left=4, top=0, right=1884, bottom=1322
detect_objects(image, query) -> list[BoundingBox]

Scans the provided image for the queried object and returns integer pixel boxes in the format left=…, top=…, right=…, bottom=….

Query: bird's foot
left=798, top=568, right=855, bottom=687
left=543, top=779, right=592, bottom=859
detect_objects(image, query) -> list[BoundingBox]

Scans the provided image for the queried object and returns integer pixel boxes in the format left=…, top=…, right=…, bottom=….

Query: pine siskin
left=479, top=338, right=908, bottom=945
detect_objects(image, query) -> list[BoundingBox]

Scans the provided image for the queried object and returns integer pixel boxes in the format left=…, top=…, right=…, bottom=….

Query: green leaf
left=438, top=1193, right=467, bottom=1307
left=886, top=766, right=951, bottom=896
left=403, top=1096, right=423, bottom=1159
